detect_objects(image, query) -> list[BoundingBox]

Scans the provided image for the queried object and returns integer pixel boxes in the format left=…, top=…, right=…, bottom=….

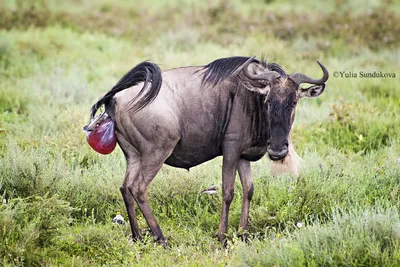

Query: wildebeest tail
left=90, top=61, right=162, bottom=119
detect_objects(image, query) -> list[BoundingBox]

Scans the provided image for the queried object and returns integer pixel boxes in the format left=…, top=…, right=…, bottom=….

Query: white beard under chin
left=270, top=143, right=301, bottom=177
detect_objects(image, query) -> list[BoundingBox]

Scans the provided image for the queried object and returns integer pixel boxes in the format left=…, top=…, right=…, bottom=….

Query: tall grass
left=235, top=205, right=400, bottom=266
left=0, top=0, right=399, bottom=265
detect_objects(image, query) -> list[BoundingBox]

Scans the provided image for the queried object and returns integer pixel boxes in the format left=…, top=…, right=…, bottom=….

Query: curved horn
left=267, top=62, right=287, bottom=77
left=289, top=61, right=329, bottom=85
left=242, top=56, right=281, bottom=82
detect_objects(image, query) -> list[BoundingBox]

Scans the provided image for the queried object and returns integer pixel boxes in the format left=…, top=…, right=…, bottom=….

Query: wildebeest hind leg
left=237, top=159, right=254, bottom=242
left=125, top=155, right=169, bottom=247
left=120, top=166, right=141, bottom=241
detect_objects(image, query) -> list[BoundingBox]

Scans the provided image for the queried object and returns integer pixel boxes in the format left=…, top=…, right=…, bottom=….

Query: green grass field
left=1, top=0, right=400, bottom=266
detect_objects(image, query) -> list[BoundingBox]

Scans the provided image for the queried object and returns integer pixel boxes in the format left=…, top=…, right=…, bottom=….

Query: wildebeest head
left=242, top=56, right=329, bottom=161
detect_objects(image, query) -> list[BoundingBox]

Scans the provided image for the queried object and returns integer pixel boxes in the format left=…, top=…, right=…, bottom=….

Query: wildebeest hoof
left=128, top=234, right=142, bottom=243
left=155, top=238, right=168, bottom=249
left=217, top=234, right=228, bottom=247
left=239, top=233, right=251, bottom=244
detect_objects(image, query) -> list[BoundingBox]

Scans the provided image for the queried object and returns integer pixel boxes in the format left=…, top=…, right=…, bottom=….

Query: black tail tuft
left=90, top=61, right=162, bottom=119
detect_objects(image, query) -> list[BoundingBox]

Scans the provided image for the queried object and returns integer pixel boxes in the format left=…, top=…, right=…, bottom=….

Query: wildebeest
left=84, top=56, right=328, bottom=246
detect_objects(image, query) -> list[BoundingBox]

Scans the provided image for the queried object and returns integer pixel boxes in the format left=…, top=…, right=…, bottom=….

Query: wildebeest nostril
left=267, top=141, right=288, bottom=151
left=283, top=142, right=288, bottom=150
left=267, top=141, right=272, bottom=150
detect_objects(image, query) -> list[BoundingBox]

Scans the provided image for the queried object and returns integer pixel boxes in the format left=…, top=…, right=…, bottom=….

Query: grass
left=0, top=0, right=400, bottom=266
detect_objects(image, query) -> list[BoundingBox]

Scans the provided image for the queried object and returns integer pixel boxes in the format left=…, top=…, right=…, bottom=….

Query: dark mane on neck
left=201, top=56, right=267, bottom=86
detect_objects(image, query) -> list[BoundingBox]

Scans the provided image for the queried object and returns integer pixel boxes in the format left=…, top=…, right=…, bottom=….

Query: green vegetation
left=1, top=0, right=399, bottom=266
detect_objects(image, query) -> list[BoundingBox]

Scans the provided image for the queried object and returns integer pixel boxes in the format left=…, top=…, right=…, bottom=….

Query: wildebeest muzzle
left=267, top=138, right=289, bottom=161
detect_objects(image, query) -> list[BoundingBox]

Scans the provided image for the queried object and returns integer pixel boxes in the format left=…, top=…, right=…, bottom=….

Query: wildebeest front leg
left=218, top=150, right=240, bottom=243
left=237, top=159, right=254, bottom=241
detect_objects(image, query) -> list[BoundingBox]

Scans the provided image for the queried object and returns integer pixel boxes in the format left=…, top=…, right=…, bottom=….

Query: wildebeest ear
left=299, top=84, right=325, bottom=98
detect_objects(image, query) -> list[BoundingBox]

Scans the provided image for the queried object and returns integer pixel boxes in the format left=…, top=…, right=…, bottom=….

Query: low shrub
left=0, top=195, right=73, bottom=266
